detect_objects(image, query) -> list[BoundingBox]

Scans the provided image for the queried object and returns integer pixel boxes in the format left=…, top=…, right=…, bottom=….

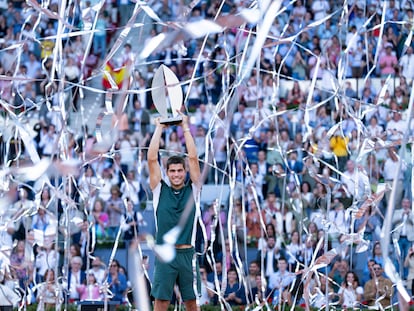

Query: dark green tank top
left=155, top=180, right=196, bottom=245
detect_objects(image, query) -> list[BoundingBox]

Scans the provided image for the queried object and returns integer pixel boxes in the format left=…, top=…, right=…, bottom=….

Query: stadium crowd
left=1, top=0, right=414, bottom=309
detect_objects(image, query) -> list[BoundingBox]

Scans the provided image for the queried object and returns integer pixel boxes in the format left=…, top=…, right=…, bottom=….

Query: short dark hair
left=166, top=155, right=186, bottom=170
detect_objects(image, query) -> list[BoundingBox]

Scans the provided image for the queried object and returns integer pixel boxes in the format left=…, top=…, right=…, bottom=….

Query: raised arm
left=180, top=114, right=201, bottom=188
left=148, top=118, right=164, bottom=190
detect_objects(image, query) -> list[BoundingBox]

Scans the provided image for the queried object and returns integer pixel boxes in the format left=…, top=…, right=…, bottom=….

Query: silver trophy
left=151, top=65, right=183, bottom=125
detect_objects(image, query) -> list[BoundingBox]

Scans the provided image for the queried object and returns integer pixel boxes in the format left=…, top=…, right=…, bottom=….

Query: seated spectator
left=249, top=274, right=271, bottom=306
left=268, top=258, right=295, bottom=306
left=207, top=260, right=223, bottom=285
left=0, top=272, right=20, bottom=310
left=10, top=240, right=28, bottom=289
left=122, top=197, right=146, bottom=242
left=286, top=81, right=305, bottom=106
left=246, top=199, right=265, bottom=244
left=223, top=268, right=246, bottom=306
left=386, top=111, right=405, bottom=141
left=107, top=260, right=128, bottom=303
left=35, top=242, right=59, bottom=282
left=88, top=257, right=107, bottom=285
left=199, top=266, right=214, bottom=305
left=37, top=269, right=62, bottom=310
left=378, top=43, right=398, bottom=76
left=309, top=274, right=335, bottom=309
left=31, top=207, right=51, bottom=232
left=363, top=263, right=393, bottom=309
left=246, top=260, right=260, bottom=294
left=77, top=273, right=102, bottom=301
left=328, top=258, right=349, bottom=293
left=338, top=271, right=364, bottom=308
left=256, top=236, right=285, bottom=280
left=67, top=256, right=86, bottom=302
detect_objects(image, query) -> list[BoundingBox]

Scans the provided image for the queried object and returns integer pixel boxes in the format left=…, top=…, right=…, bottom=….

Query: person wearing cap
left=379, top=42, right=398, bottom=76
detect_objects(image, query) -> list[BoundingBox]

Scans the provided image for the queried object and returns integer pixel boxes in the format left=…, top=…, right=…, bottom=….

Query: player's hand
left=154, top=117, right=166, bottom=129
left=177, top=110, right=189, bottom=127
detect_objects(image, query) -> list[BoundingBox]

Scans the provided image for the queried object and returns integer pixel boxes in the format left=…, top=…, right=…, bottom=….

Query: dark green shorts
left=151, top=247, right=200, bottom=301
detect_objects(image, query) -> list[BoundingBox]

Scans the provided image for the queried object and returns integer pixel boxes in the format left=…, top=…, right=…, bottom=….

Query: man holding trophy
left=147, top=65, right=202, bottom=311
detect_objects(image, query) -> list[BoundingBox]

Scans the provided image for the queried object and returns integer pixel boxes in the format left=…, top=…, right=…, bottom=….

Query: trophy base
left=159, top=116, right=183, bottom=126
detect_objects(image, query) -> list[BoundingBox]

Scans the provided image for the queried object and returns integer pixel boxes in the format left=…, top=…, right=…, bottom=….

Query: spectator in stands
left=399, top=46, right=414, bottom=81
left=92, top=198, right=109, bottom=242
left=368, top=242, right=385, bottom=271
left=68, top=244, right=82, bottom=265
left=207, top=260, right=223, bottom=286
left=223, top=268, right=246, bottom=306
left=340, top=160, right=370, bottom=202
left=120, top=170, right=140, bottom=206
left=67, top=256, right=86, bottom=302
left=338, top=271, right=363, bottom=309
left=194, top=103, right=212, bottom=130
left=37, top=269, right=61, bottom=310
left=245, top=163, right=264, bottom=202
left=106, top=185, right=125, bottom=239
left=256, top=236, right=284, bottom=281
left=383, top=147, right=406, bottom=208
left=300, top=181, right=315, bottom=218
left=194, top=125, right=207, bottom=161
left=199, top=266, right=214, bottom=305
left=10, top=240, right=28, bottom=289
left=364, top=263, right=393, bottom=309
left=257, top=223, right=279, bottom=252
left=311, top=0, right=330, bottom=21
left=285, top=230, right=301, bottom=271
left=232, top=103, right=253, bottom=139
left=246, top=199, right=265, bottom=244
left=386, top=111, right=405, bottom=141
left=392, top=198, right=414, bottom=278
left=286, top=81, right=305, bottom=106
left=86, top=257, right=106, bottom=286
left=31, top=207, right=52, bottom=232
left=211, top=126, right=227, bottom=182
left=122, top=197, right=146, bottom=242
left=309, top=274, right=335, bottom=309
left=93, top=11, right=108, bottom=59
left=404, top=246, right=414, bottom=295
left=379, top=43, right=398, bottom=76
left=366, top=116, right=385, bottom=139
left=107, top=260, right=128, bottom=303
left=328, top=258, right=349, bottom=293
left=130, top=97, right=150, bottom=146
left=77, top=272, right=102, bottom=301
left=38, top=123, right=57, bottom=157
left=268, top=257, right=295, bottom=307
left=165, top=130, right=183, bottom=157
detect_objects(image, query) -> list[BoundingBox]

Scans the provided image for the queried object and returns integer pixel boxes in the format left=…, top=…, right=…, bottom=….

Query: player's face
left=167, top=163, right=186, bottom=189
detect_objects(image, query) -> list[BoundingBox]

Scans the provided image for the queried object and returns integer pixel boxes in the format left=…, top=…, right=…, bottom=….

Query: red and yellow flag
left=102, top=61, right=127, bottom=90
